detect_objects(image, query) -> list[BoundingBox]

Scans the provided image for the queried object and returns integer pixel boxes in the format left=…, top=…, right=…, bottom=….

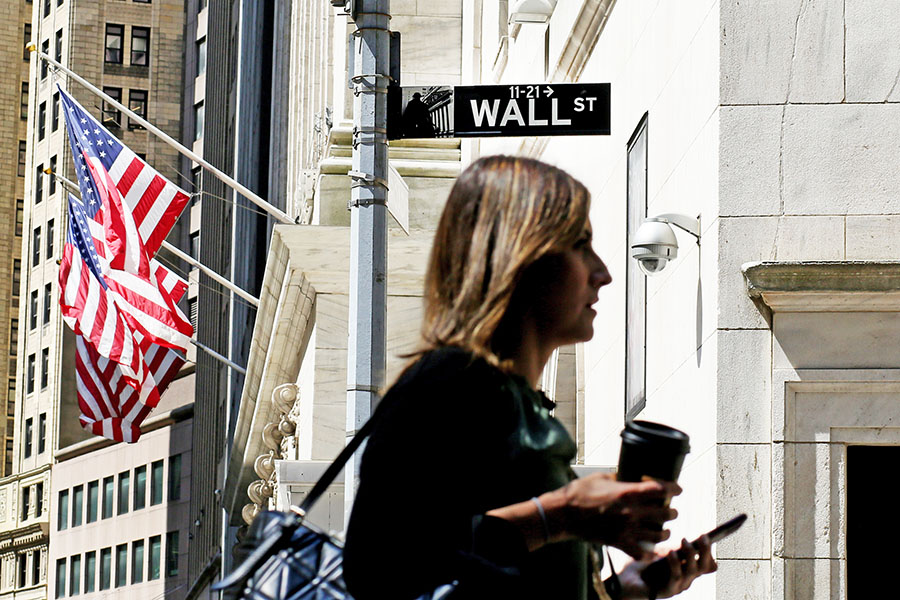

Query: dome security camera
left=630, top=213, right=700, bottom=276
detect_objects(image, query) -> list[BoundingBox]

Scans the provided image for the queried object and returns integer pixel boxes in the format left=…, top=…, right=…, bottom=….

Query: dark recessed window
left=150, top=459, right=163, bottom=505
left=104, top=25, right=123, bottom=64
left=24, top=417, right=32, bottom=457
left=18, top=141, right=26, bottom=177
left=21, top=485, right=30, bottom=520
left=194, top=102, right=204, bottom=141
left=48, top=156, right=56, bottom=196
left=168, top=455, right=182, bottom=501
left=134, top=465, right=146, bottom=510
left=85, top=551, right=96, bottom=593
left=26, top=354, right=35, bottom=394
left=20, top=82, right=28, bottom=120
left=41, top=40, right=48, bottom=79
left=30, top=290, right=38, bottom=330
left=46, top=218, right=54, bottom=262
left=197, top=38, right=206, bottom=76
left=165, top=531, right=179, bottom=577
left=17, top=553, right=26, bottom=588
left=102, top=87, right=122, bottom=128
left=38, top=101, right=46, bottom=140
left=16, top=199, right=24, bottom=236
left=131, top=540, right=144, bottom=584
left=38, top=412, right=46, bottom=453
left=55, top=558, right=65, bottom=598
left=148, top=536, right=160, bottom=580
left=99, top=548, right=111, bottom=591
left=117, top=471, right=130, bottom=515
left=9, top=319, right=17, bottom=351
left=72, top=484, right=84, bottom=527
left=69, top=555, right=81, bottom=596
left=32, top=548, right=41, bottom=585
left=128, top=89, right=147, bottom=130
left=40, top=348, right=48, bottom=389
left=23, top=24, right=31, bottom=61
left=32, top=226, right=41, bottom=266
left=115, top=544, right=127, bottom=588
left=34, top=167, right=43, bottom=205
left=54, top=29, right=62, bottom=62
left=102, top=476, right=114, bottom=519
left=43, top=283, right=51, bottom=325
left=86, top=480, right=98, bottom=523
left=52, top=91, right=60, bottom=131
left=131, top=27, right=149, bottom=66
left=43, top=0, right=51, bottom=18
left=35, top=482, right=44, bottom=517
left=58, top=489, right=69, bottom=531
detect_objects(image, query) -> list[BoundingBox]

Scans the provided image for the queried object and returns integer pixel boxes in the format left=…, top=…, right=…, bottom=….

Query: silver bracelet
left=530, top=496, right=551, bottom=543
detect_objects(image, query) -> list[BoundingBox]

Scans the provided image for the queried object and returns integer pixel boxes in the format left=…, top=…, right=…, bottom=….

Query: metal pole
left=190, top=339, right=247, bottom=375
left=29, top=46, right=293, bottom=225
left=344, top=0, right=390, bottom=527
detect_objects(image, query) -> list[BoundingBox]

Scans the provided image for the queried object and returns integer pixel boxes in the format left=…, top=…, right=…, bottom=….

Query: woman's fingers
left=695, top=535, right=718, bottom=574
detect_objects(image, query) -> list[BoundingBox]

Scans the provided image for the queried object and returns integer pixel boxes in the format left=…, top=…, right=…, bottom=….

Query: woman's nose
left=591, top=256, right=612, bottom=289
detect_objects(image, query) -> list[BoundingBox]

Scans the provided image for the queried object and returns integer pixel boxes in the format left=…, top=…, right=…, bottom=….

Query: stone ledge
left=742, top=261, right=900, bottom=314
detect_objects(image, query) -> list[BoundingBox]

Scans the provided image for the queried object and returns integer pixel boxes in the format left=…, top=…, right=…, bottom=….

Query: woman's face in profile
left=519, top=221, right=612, bottom=349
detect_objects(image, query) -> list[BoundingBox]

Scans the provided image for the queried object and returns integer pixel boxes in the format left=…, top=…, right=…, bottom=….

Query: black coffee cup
left=616, top=420, right=691, bottom=484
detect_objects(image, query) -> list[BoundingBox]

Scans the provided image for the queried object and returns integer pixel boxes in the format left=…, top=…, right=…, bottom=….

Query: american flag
left=57, top=85, right=194, bottom=442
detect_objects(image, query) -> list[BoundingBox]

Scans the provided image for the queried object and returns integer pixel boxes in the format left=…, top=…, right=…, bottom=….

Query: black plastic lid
left=620, top=420, right=690, bottom=454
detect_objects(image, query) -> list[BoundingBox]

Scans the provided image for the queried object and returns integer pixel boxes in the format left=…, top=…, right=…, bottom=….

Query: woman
left=343, top=156, right=715, bottom=600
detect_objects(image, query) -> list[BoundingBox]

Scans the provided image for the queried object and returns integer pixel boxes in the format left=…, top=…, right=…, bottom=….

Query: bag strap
left=297, top=407, right=381, bottom=514
left=213, top=407, right=383, bottom=592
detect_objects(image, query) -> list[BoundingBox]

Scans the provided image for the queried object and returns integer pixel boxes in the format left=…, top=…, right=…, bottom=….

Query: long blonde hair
left=419, top=155, right=590, bottom=369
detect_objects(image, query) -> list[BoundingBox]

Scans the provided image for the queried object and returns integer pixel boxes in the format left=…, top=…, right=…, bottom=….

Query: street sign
left=387, top=163, right=409, bottom=235
left=388, top=83, right=610, bottom=139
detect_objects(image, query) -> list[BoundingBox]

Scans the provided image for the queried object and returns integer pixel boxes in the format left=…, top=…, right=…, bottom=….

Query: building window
left=99, top=548, right=111, bottom=591
left=131, top=26, right=150, bottom=66
left=165, top=531, right=179, bottom=577
left=148, top=535, right=161, bottom=580
left=54, top=29, right=62, bottom=62
left=43, top=284, right=51, bottom=325
left=72, top=483, right=83, bottom=526
left=20, top=82, right=28, bottom=120
left=35, top=166, right=43, bottom=205
left=626, top=113, right=648, bottom=420
left=104, top=24, right=123, bottom=64
left=16, top=199, right=24, bottom=236
left=27, top=353, right=35, bottom=394
left=168, top=454, right=182, bottom=501
left=133, top=465, right=146, bottom=509
left=41, top=348, right=49, bottom=389
left=32, top=226, right=41, bottom=266
left=17, top=553, right=26, bottom=588
left=21, top=485, right=30, bottom=520
left=48, top=158, right=57, bottom=196
left=35, top=481, right=43, bottom=516
left=23, top=24, right=31, bottom=60
left=117, top=471, right=130, bottom=514
left=18, top=141, right=26, bottom=177
left=102, top=87, right=122, bottom=127
left=58, top=488, right=69, bottom=530
left=41, top=40, right=48, bottom=78
left=32, top=549, right=41, bottom=585
left=189, top=297, right=198, bottom=331
left=13, top=260, right=21, bottom=294
left=194, top=102, right=204, bottom=141
left=131, top=540, right=144, bottom=584
left=52, top=91, right=60, bottom=131
left=46, top=218, right=54, bottom=260
left=128, top=89, right=147, bottom=130
left=102, top=476, right=114, bottom=519
left=84, top=551, right=96, bottom=593
left=38, top=101, right=46, bottom=140
left=30, top=290, right=38, bottom=330
left=24, top=417, right=33, bottom=458
left=38, top=412, right=46, bottom=453
left=87, top=480, right=98, bottom=523
left=9, top=319, right=17, bottom=353
left=43, top=0, right=51, bottom=18
left=150, top=459, right=163, bottom=505
left=115, top=544, right=127, bottom=587
left=55, top=558, right=66, bottom=598
left=69, top=554, right=81, bottom=596
left=197, top=37, right=206, bottom=75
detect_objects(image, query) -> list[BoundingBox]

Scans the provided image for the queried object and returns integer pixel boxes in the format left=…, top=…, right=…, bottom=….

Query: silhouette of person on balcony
left=402, top=92, right=436, bottom=138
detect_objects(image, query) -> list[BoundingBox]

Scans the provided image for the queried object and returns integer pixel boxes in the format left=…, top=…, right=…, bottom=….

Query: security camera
left=631, top=213, right=700, bottom=275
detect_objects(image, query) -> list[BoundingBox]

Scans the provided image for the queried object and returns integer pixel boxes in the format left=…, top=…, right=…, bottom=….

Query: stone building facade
left=0, top=1, right=187, bottom=598
left=221, top=1, right=900, bottom=599
left=0, top=0, right=32, bottom=482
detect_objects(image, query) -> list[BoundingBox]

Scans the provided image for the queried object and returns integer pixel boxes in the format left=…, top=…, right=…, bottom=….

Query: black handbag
left=213, top=410, right=458, bottom=600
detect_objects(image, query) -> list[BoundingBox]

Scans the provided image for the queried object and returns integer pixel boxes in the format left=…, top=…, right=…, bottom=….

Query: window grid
left=104, top=24, right=123, bottom=64
left=131, top=26, right=150, bottom=66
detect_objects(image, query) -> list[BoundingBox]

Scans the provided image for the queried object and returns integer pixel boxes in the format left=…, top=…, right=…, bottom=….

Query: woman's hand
left=617, top=535, right=717, bottom=599
left=544, top=473, right=681, bottom=559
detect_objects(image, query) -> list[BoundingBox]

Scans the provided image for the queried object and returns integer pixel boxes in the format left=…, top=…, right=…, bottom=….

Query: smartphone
left=640, top=514, right=747, bottom=592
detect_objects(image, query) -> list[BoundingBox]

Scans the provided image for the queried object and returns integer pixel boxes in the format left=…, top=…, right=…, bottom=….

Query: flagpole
left=49, top=169, right=261, bottom=307
left=30, top=46, right=294, bottom=225
left=190, top=339, right=247, bottom=375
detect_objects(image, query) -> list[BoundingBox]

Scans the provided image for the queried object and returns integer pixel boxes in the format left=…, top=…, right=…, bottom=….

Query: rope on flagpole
left=30, top=45, right=294, bottom=225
